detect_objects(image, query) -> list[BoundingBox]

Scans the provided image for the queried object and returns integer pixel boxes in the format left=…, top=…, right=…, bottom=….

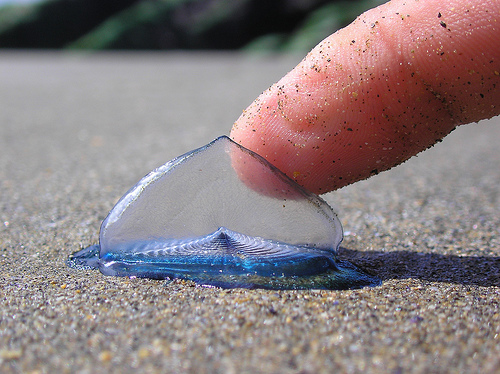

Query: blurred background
left=0, top=0, right=386, bottom=52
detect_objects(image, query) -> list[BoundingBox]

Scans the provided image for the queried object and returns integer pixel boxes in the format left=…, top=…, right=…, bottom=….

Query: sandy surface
left=0, top=53, right=499, bottom=373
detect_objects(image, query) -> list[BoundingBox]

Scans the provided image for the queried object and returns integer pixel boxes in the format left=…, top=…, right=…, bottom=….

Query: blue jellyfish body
left=69, top=136, right=380, bottom=290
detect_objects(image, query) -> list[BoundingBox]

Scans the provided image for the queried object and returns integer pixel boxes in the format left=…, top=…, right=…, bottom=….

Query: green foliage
left=0, top=0, right=387, bottom=50
left=245, top=0, right=386, bottom=52
left=0, top=1, right=42, bottom=34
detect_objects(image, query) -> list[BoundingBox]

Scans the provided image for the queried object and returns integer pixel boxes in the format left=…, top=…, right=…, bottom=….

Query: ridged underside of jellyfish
left=68, top=136, right=381, bottom=290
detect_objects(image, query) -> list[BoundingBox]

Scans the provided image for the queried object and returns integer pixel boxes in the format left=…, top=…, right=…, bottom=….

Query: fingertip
left=232, top=0, right=500, bottom=194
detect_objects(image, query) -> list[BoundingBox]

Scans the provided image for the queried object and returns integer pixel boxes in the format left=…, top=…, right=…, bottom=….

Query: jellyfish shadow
left=339, top=247, right=500, bottom=287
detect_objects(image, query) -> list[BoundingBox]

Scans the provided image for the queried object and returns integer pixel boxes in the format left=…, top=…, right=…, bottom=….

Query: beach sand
left=1, top=53, right=499, bottom=373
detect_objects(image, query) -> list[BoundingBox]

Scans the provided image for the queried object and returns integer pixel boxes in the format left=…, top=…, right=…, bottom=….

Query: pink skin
left=230, top=0, right=500, bottom=194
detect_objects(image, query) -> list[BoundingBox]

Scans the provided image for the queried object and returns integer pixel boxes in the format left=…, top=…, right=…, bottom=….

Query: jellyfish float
left=68, top=136, right=381, bottom=290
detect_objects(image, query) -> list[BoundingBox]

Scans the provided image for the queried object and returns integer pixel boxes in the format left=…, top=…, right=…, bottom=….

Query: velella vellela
left=68, top=136, right=381, bottom=290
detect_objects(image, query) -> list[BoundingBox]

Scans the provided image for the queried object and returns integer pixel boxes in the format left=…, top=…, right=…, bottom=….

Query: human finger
left=230, top=0, right=500, bottom=194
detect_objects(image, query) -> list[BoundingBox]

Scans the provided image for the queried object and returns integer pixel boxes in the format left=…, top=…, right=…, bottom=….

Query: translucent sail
left=68, top=136, right=380, bottom=290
